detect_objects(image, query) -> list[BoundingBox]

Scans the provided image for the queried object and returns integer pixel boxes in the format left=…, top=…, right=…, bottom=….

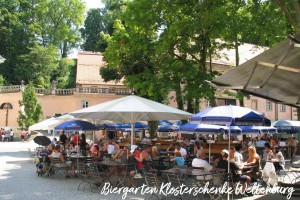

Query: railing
left=0, top=85, right=131, bottom=96
left=55, top=89, right=75, bottom=95
left=0, top=85, right=22, bottom=93
left=74, top=87, right=132, bottom=95
left=35, top=88, right=51, bottom=94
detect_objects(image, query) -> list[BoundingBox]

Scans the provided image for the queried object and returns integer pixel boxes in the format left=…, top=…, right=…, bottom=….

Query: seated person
left=97, top=144, right=136, bottom=187
left=48, top=145, right=74, bottom=178
left=107, top=141, right=115, bottom=159
left=268, top=146, right=285, bottom=171
left=261, top=143, right=272, bottom=167
left=174, top=142, right=187, bottom=160
left=279, top=138, right=286, bottom=147
left=142, top=145, right=153, bottom=162
left=192, top=153, right=212, bottom=181
left=234, top=143, right=244, bottom=167
left=217, top=150, right=250, bottom=196
left=170, top=152, right=185, bottom=167
left=194, top=141, right=204, bottom=158
left=166, top=143, right=175, bottom=154
left=243, top=146, right=261, bottom=187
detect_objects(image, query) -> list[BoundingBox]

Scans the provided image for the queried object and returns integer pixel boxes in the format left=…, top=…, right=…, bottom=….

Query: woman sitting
left=268, top=146, right=285, bottom=171
left=244, top=146, right=261, bottom=182
left=48, top=145, right=73, bottom=178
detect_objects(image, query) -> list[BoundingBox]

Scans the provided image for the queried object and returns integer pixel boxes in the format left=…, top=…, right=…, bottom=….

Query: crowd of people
left=0, top=128, right=14, bottom=142
left=33, top=131, right=299, bottom=193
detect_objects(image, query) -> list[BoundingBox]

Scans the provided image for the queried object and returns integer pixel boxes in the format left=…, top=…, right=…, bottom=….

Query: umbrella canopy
left=120, top=122, right=149, bottom=130
left=33, top=135, right=51, bottom=146
left=180, top=123, right=242, bottom=134
left=97, top=123, right=122, bottom=130
left=158, top=125, right=179, bottom=132
left=190, top=105, right=270, bottom=126
left=271, top=120, right=300, bottom=134
left=210, top=34, right=300, bottom=107
left=70, top=95, right=192, bottom=145
left=29, top=114, right=75, bottom=131
left=239, top=126, right=277, bottom=134
left=54, top=120, right=98, bottom=131
left=180, top=123, right=227, bottom=134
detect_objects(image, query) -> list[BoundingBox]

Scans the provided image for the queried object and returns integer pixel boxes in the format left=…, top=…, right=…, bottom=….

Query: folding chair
left=78, top=163, right=101, bottom=192
left=144, top=172, right=161, bottom=200
left=117, top=163, right=137, bottom=187
left=47, top=157, right=66, bottom=177
left=166, top=173, right=183, bottom=200
left=28, top=148, right=36, bottom=163
left=209, top=168, right=227, bottom=200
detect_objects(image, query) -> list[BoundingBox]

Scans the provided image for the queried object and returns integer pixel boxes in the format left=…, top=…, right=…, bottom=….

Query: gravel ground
left=0, top=141, right=298, bottom=200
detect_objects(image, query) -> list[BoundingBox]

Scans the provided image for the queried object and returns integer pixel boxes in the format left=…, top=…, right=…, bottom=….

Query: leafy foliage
left=17, top=82, right=43, bottom=130
left=0, top=0, right=84, bottom=85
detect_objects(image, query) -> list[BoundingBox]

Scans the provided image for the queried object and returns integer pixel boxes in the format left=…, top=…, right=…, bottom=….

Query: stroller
left=36, top=150, right=49, bottom=177
left=36, top=156, right=44, bottom=177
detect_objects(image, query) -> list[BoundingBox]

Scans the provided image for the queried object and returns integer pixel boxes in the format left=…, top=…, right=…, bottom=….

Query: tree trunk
left=186, top=96, right=194, bottom=114
left=174, top=82, right=184, bottom=110
left=148, top=121, right=158, bottom=138
left=61, top=40, right=68, bottom=58
left=194, top=98, right=200, bottom=113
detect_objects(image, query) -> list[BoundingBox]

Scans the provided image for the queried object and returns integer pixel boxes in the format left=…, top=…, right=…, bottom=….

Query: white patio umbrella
left=70, top=95, right=193, bottom=145
left=29, top=114, right=75, bottom=138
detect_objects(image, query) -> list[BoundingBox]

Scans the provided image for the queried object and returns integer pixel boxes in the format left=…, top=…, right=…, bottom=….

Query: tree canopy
left=0, top=0, right=85, bottom=86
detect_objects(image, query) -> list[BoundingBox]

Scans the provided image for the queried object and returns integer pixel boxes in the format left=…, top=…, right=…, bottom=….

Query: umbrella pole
left=131, top=122, right=134, bottom=146
left=228, top=125, right=230, bottom=200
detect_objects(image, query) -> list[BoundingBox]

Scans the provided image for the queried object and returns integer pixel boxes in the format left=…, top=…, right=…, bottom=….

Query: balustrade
left=0, top=85, right=131, bottom=95
left=0, top=85, right=21, bottom=93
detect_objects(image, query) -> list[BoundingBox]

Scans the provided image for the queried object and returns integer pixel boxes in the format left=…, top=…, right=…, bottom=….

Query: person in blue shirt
left=170, top=152, right=185, bottom=166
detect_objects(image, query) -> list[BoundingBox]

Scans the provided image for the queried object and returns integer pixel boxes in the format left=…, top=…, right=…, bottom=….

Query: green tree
left=0, top=75, right=5, bottom=86
left=0, top=0, right=85, bottom=85
left=34, top=0, right=85, bottom=57
left=17, top=82, right=43, bottom=130
left=81, top=8, right=109, bottom=52
left=15, top=43, right=59, bottom=88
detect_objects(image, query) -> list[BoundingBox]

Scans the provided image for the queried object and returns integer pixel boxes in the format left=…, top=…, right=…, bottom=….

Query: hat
left=130, top=145, right=138, bottom=153
left=125, top=143, right=131, bottom=149
left=221, top=149, right=229, bottom=157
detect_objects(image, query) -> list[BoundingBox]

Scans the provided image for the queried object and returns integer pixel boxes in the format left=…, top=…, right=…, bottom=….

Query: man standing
left=9, top=129, right=14, bottom=142
left=59, top=131, right=68, bottom=147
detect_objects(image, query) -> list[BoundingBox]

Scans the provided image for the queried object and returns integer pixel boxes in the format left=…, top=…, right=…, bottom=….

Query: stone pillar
left=20, top=80, right=25, bottom=92
left=51, top=80, right=58, bottom=95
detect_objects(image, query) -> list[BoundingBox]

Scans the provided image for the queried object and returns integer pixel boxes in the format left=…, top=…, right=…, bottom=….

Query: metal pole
left=131, top=122, right=134, bottom=146
left=228, top=125, right=231, bottom=200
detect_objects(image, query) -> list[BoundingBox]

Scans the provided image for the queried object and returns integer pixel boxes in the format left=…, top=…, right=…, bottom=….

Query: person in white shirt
left=268, top=146, right=285, bottom=171
left=234, top=143, right=243, bottom=167
left=174, top=142, right=187, bottom=160
left=107, top=141, right=115, bottom=155
left=9, top=129, right=14, bottom=142
left=192, top=153, right=212, bottom=180
left=279, top=138, right=286, bottom=147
